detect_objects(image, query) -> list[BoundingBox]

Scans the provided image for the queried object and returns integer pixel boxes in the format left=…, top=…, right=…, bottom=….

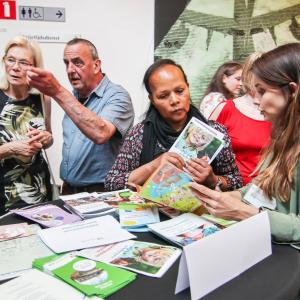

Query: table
left=1, top=202, right=300, bottom=300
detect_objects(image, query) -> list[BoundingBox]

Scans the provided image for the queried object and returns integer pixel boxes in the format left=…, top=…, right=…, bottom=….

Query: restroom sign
left=0, top=1, right=16, bottom=19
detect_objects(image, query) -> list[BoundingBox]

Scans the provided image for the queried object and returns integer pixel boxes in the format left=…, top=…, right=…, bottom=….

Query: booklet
left=12, top=204, right=81, bottom=227
left=118, top=203, right=160, bottom=231
left=139, top=163, right=201, bottom=212
left=0, top=233, right=53, bottom=280
left=33, top=253, right=136, bottom=297
left=148, top=213, right=220, bottom=247
left=78, top=240, right=181, bottom=278
left=38, top=215, right=136, bottom=253
left=0, top=222, right=38, bottom=241
left=169, top=117, right=224, bottom=163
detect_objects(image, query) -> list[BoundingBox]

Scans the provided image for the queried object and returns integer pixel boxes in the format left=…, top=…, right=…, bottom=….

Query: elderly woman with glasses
left=0, top=36, right=53, bottom=214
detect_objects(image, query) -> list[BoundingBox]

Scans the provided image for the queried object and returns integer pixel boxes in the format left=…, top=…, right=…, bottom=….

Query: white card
left=244, top=184, right=276, bottom=209
left=175, top=212, right=272, bottom=300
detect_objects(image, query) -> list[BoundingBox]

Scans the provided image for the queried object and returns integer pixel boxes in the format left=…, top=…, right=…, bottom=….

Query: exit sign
left=0, top=1, right=16, bottom=19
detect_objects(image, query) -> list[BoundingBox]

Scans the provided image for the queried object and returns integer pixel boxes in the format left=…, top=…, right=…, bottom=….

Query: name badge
left=244, top=184, right=276, bottom=210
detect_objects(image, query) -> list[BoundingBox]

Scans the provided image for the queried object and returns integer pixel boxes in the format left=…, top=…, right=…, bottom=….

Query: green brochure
left=33, top=253, right=136, bottom=298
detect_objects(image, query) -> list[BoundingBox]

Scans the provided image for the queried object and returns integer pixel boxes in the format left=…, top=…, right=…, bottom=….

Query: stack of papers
left=38, top=215, right=136, bottom=253
left=118, top=203, right=160, bottom=232
left=33, top=253, right=136, bottom=298
left=0, top=231, right=53, bottom=280
left=60, top=192, right=117, bottom=219
left=148, top=213, right=220, bottom=247
left=78, top=240, right=181, bottom=278
left=12, top=204, right=81, bottom=227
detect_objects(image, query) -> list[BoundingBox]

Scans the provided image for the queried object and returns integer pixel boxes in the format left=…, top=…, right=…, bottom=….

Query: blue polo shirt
left=60, top=75, right=134, bottom=186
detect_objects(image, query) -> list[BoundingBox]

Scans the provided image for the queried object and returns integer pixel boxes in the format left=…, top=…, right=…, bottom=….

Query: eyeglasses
left=4, top=57, right=33, bottom=70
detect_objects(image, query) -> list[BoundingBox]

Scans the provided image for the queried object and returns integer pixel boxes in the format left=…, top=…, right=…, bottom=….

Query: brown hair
left=204, top=61, right=242, bottom=99
left=241, top=52, right=263, bottom=95
left=252, top=43, right=300, bottom=202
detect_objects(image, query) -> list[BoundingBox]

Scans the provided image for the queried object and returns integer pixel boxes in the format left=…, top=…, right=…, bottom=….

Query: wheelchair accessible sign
left=19, top=6, right=65, bottom=22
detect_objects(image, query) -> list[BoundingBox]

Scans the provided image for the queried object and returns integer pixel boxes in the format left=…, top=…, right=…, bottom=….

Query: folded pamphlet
left=78, top=240, right=181, bottom=278
left=33, top=253, right=136, bottom=297
left=148, top=213, right=220, bottom=247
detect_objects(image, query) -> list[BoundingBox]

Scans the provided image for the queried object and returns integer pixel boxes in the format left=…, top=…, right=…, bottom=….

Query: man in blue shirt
left=27, top=38, right=134, bottom=194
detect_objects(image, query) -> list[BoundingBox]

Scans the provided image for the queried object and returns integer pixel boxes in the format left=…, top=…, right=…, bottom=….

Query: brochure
left=38, top=215, right=136, bottom=253
left=0, top=233, right=53, bottom=280
left=148, top=213, right=220, bottom=247
left=118, top=203, right=160, bottom=231
left=139, top=163, right=201, bottom=212
left=0, top=269, right=85, bottom=300
left=12, top=204, right=81, bottom=227
left=60, top=193, right=116, bottom=219
left=0, top=223, right=38, bottom=241
left=169, top=117, right=224, bottom=163
left=78, top=240, right=181, bottom=278
left=33, top=253, right=136, bottom=297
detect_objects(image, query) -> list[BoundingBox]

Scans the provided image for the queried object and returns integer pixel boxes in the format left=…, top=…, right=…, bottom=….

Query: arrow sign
left=56, top=10, right=63, bottom=18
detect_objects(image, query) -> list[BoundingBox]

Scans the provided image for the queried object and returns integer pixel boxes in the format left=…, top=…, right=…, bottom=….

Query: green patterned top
left=0, top=90, right=51, bottom=213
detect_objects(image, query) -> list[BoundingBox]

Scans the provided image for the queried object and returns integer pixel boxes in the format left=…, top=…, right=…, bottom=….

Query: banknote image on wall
left=155, top=0, right=300, bottom=107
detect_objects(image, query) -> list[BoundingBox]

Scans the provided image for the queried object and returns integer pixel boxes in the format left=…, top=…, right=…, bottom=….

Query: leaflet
left=38, top=215, right=136, bottom=253
left=148, top=213, right=220, bottom=247
left=169, top=117, right=224, bottom=163
left=78, top=240, right=181, bottom=278
left=118, top=203, right=160, bottom=230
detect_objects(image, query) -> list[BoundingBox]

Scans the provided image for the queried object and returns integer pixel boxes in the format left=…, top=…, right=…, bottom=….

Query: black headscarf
left=140, top=104, right=207, bottom=165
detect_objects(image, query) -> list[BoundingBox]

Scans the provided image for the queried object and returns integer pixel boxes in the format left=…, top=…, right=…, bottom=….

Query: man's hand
left=26, top=67, right=62, bottom=98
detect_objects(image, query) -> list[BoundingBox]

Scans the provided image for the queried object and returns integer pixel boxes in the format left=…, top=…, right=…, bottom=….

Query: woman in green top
left=0, top=36, right=53, bottom=214
left=190, top=43, right=300, bottom=247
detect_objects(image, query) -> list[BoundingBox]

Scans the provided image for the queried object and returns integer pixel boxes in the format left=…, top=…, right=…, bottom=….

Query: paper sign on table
left=175, top=212, right=272, bottom=300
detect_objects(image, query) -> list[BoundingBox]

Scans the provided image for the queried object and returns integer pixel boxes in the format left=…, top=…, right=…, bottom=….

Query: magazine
left=12, top=204, right=81, bottom=228
left=118, top=203, right=160, bottom=231
left=148, top=213, right=220, bottom=247
left=169, top=117, right=224, bottom=163
left=33, top=253, right=136, bottom=297
left=78, top=240, right=181, bottom=278
left=139, top=163, right=201, bottom=212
